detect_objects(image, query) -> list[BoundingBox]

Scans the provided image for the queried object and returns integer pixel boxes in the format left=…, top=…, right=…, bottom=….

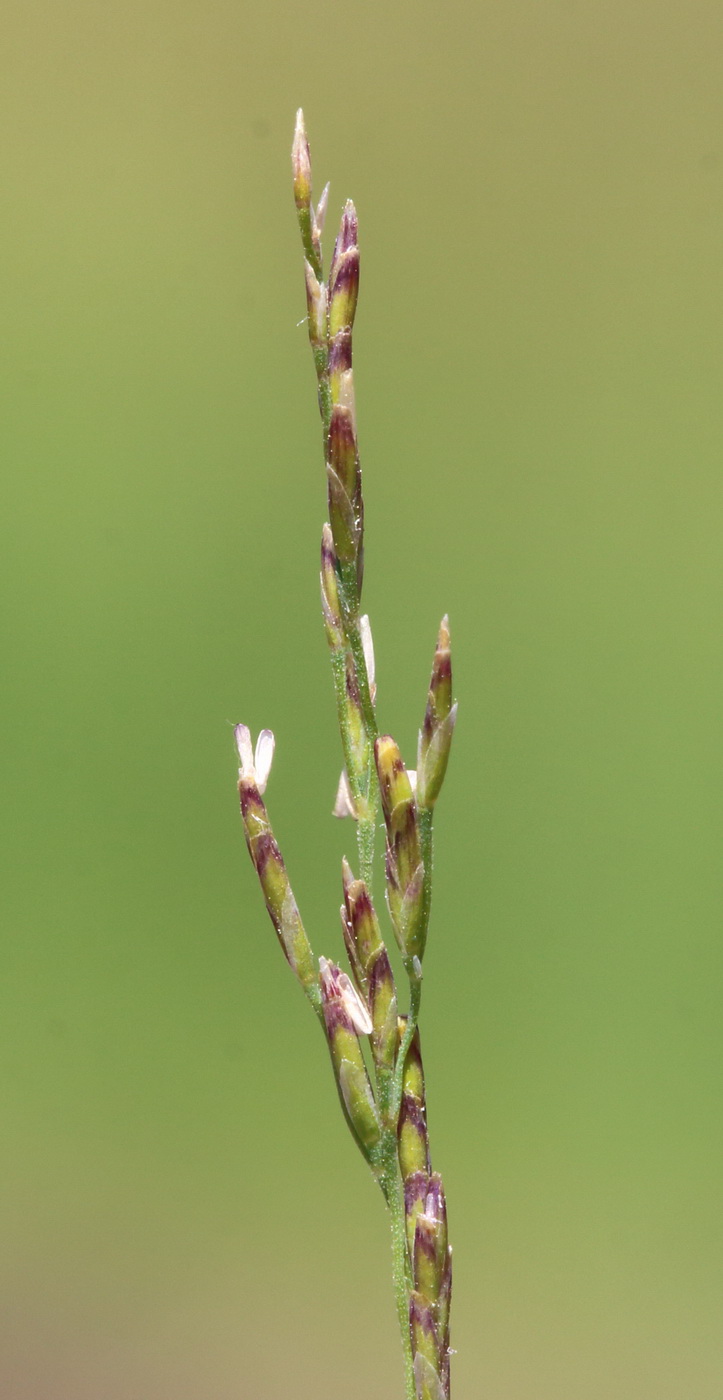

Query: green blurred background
left=1, top=1, right=722, bottom=1395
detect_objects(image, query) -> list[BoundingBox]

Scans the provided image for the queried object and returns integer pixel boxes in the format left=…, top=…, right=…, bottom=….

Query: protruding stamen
left=313, top=181, right=330, bottom=242
left=234, top=722, right=254, bottom=778
left=319, top=955, right=373, bottom=1034
left=254, top=730, right=275, bottom=793
left=234, top=723, right=275, bottom=794
left=333, top=769, right=357, bottom=819
left=359, top=614, right=375, bottom=693
left=318, top=955, right=380, bottom=1161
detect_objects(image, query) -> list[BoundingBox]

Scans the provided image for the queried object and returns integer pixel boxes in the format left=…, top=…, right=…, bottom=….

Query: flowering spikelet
left=394, top=1020, right=452, bottom=1399
left=397, top=1020, right=430, bottom=1185
left=329, top=201, right=359, bottom=315
left=235, top=725, right=318, bottom=1003
left=400, top=1064, right=452, bottom=1397
left=319, top=956, right=381, bottom=1161
left=410, top=1175, right=453, bottom=1398
left=404, top=1169, right=431, bottom=1262
left=413, top=1174, right=448, bottom=1306
left=327, top=393, right=363, bottom=582
left=340, top=860, right=397, bottom=1072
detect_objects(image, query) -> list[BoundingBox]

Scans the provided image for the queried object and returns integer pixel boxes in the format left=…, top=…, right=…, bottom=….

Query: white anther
left=319, top=956, right=373, bottom=1035
left=313, top=181, right=330, bottom=240
left=234, top=723, right=254, bottom=778
left=332, top=769, right=357, bottom=819
left=234, top=723, right=275, bottom=794
left=359, top=614, right=375, bottom=691
left=254, top=729, right=275, bottom=794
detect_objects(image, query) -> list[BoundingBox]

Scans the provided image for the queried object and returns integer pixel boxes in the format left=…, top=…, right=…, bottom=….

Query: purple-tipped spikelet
left=235, top=726, right=317, bottom=1001
left=327, top=400, right=363, bottom=579
left=397, top=1021, right=453, bottom=1394
left=366, top=942, right=398, bottom=1072
left=325, top=202, right=363, bottom=606
left=291, top=109, right=312, bottom=214
left=411, top=1178, right=453, bottom=1399
left=413, top=1175, right=448, bottom=1304
left=328, top=201, right=360, bottom=342
left=404, top=1169, right=431, bottom=1259
left=417, top=616, right=458, bottom=810
left=376, top=736, right=426, bottom=962
left=398, top=1094, right=431, bottom=1180
left=397, top=1021, right=430, bottom=1182
left=341, top=860, right=398, bottom=1071
left=400, top=1018, right=426, bottom=1102
left=319, top=957, right=381, bottom=1161
left=292, top=109, right=322, bottom=279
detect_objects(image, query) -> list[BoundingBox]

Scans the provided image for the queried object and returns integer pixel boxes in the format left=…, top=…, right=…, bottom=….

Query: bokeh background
left=2, top=1, right=722, bottom=1396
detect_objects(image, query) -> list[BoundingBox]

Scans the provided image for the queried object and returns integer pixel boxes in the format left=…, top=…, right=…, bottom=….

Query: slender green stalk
left=382, top=1142, right=417, bottom=1400
left=233, top=111, right=458, bottom=1399
left=356, top=800, right=376, bottom=894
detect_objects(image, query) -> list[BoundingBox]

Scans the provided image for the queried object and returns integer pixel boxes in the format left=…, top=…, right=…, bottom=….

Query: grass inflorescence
left=234, top=111, right=458, bottom=1400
